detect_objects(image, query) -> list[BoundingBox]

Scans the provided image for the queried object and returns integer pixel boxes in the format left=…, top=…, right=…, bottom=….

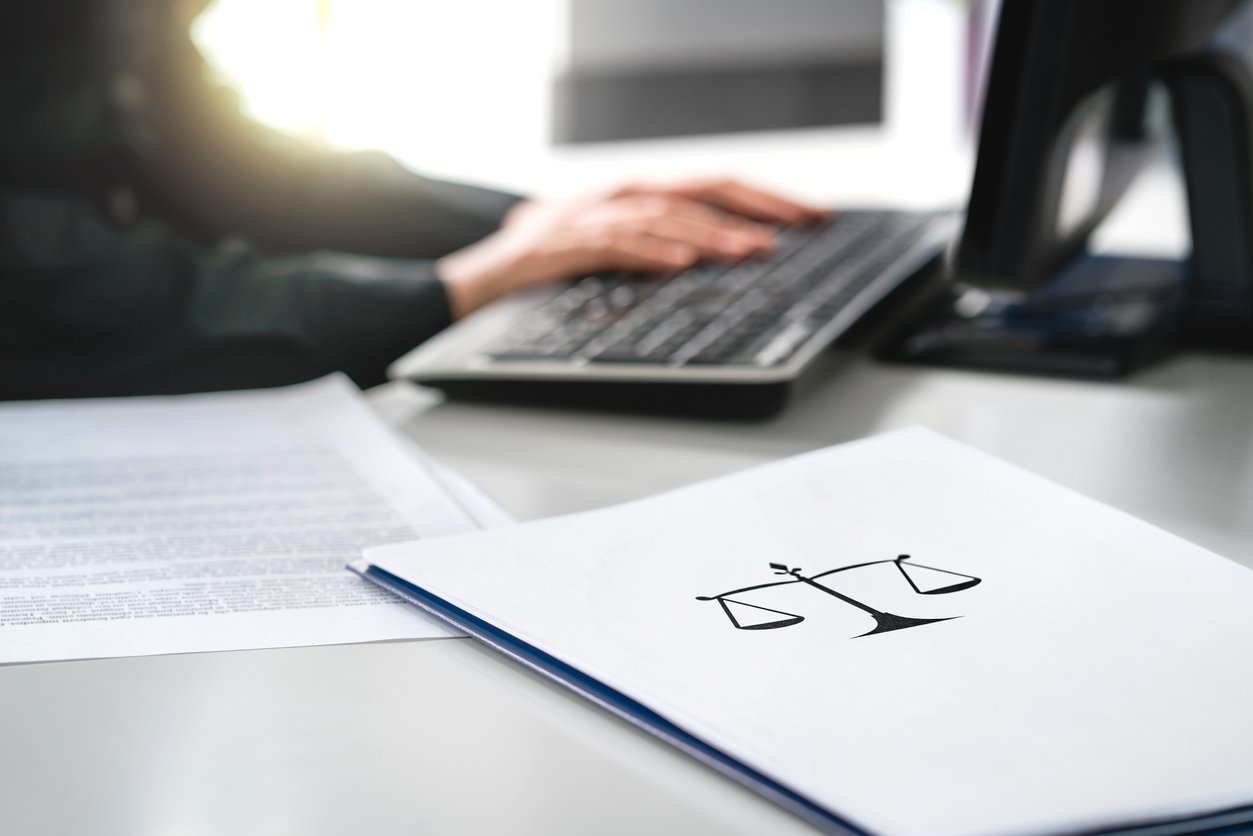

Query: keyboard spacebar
left=587, top=347, right=675, bottom=364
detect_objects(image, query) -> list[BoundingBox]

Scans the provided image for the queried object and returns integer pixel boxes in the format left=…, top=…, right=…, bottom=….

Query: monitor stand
left=877, top=50, right=1253, bottom=378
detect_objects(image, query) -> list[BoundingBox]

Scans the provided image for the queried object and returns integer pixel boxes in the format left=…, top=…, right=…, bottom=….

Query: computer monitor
left=959, top=0, right=1243, bottom=292
left=883, top=0, right=1253, bottom=375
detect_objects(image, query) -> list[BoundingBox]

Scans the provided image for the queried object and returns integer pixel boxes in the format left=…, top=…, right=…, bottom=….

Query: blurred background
left=192, top=0, right=998, bottom=187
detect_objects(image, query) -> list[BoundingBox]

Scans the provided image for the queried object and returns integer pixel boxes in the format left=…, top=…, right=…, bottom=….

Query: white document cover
left=357, top=428, right=1253, bottom=836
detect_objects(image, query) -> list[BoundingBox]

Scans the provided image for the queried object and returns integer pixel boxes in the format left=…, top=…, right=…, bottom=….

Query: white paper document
left=0, top=375, right=503, bottom=664
left=360, top=428, right=1253, bottom=836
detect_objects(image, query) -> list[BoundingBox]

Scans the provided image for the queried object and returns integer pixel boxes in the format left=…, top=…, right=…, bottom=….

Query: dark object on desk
left=879, top=0, right=1253, bottom=377
left=391, top=209, right=959, bottom=419
left=879, top=255, right=1184, bottom=378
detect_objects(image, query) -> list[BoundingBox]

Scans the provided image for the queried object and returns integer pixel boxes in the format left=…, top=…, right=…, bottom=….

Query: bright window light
left=192, top=0, right=566, bottom=182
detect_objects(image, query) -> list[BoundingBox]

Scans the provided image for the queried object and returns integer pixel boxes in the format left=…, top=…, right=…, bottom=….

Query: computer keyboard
left=487, top=211, right=943, bottom=370
left=389, top=208, right=960, bottom=417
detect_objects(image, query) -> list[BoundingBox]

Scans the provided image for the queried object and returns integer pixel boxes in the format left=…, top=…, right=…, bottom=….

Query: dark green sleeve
left=0, top=195, right=453, bottom=400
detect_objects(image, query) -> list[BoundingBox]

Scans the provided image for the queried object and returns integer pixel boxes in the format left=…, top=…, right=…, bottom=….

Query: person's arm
left=0, top=195, right=454, bottom=399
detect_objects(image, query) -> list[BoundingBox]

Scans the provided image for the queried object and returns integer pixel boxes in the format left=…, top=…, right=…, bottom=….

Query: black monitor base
left=879, top=48, right=1253, bottom=380
left=875, top=254, right=1185, bottom=379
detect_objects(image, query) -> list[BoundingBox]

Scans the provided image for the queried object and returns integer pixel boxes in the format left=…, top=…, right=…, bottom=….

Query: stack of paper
left=0, top=375, right=505, bottom=664
left=355, top=428, right=1253, bottom=836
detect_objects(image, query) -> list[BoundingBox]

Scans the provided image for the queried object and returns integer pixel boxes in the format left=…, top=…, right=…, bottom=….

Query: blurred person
left=0, top=1, right=824, bottom=400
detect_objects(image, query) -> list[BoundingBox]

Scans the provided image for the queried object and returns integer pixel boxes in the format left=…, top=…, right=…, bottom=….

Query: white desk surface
left=2, top=127, right=1251, bottom=836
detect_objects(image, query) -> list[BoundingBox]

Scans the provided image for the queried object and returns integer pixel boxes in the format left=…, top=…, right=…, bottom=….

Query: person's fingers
left=629, top=206, right=774, bottom=260
left=634, top=178, right=828, bottom=225
left=608, top=194, right=776, bottom=253
left=578, top=228, right=700, bottom=274
left=690, top=179, right=827, bottom=224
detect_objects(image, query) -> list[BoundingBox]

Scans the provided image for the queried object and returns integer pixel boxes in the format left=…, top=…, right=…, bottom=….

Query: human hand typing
left=436, top=178, right=827, bottom=320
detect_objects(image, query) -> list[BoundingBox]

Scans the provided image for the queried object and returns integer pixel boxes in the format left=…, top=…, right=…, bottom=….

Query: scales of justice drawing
left=697, top=555, right=982, bottom=638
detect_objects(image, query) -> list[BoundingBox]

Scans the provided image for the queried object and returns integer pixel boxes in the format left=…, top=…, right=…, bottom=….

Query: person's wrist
left=501, top=199, right=538, bottom=229
left=436, top=243, right=515, bottom=321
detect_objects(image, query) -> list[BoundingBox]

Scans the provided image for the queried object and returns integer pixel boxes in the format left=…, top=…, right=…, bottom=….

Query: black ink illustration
left=697, top=555, right=981, bottom=638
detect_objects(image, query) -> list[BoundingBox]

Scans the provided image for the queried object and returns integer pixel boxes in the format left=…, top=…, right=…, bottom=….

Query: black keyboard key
left=588, top=314, right=708, bottom=364
left=683, top=339, right=756, bottom=365
left=750, top=321, right=814, bottom=366
left=491, top=344, right=577, bottom=361
left=589, top=346, right=676, bottom=364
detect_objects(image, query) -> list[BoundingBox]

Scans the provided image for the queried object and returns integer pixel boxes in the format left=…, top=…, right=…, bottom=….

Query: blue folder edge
left=354, top=562, right=1253, bottom=836
left=354, top=562, right=865, bottom=835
